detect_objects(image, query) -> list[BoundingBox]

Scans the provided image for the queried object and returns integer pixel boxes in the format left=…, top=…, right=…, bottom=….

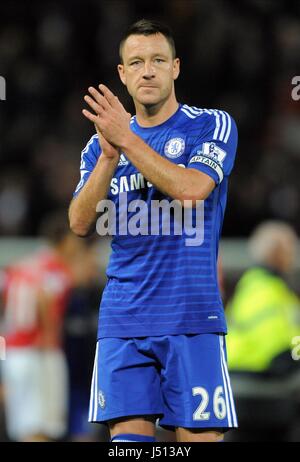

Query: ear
left=173, top=58, right=180, bottom=81
left=118, top=64, right=126, bottom=86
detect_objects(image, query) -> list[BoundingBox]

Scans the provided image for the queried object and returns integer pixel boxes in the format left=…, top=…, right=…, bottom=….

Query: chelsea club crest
left=164, top=138, right=185, bottom=159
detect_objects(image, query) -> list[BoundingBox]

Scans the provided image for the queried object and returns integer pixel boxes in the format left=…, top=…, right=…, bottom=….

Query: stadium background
left=0, top=0, right=300, bottom=442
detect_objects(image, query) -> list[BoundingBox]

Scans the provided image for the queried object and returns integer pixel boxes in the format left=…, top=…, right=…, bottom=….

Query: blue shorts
left=88, top=333, right=238, bottom=431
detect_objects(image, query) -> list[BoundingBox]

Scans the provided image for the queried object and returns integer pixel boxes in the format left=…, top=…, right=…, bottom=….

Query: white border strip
left=219, top=335, right=232, bottom=427
left=220, top=336, right=238, bottom=427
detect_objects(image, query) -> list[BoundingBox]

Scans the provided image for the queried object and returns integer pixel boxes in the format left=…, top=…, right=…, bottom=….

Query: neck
left=135, top=94, right=179, bottom=127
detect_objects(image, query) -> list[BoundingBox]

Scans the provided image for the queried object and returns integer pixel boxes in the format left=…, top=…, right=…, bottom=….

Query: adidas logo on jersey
left=118, top=153, right=128, bottom=166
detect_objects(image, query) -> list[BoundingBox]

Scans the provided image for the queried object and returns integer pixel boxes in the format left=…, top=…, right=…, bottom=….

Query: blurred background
left=0, top=0, right=300, bottom=442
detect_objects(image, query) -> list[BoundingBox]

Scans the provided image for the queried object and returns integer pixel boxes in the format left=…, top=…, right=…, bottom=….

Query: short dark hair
left=119, top=19, right=176, bottom=63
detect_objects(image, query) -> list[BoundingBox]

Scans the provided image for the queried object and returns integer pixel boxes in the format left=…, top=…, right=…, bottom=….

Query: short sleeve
left=187, top=111, right=238, bottom=185
left=73, top=134, right=101, bottom=197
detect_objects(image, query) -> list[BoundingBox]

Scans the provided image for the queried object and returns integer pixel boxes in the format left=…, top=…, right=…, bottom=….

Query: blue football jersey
left=74, top=104, right=238, bottom=338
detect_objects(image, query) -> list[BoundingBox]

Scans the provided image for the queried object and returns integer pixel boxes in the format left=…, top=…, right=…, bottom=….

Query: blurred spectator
left=225, top=221, right=300, bottom=441
left=0, top=212, right=85, bottom=441
left=0, top=170, right=29, bottom=235
left=63, top=239, right=108, bottom=442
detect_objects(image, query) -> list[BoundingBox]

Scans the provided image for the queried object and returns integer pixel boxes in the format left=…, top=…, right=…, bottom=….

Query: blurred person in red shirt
left=0, top=212, right=84, bottom=441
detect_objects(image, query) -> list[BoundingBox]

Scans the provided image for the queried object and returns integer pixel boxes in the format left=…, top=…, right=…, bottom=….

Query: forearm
left=69, top=155, right=118, bottom=236
left=120, top=132, right=214, bottom=203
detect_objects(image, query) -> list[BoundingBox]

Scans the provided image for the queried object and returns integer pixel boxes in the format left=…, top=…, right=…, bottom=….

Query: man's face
left=118, top=33, right=180, bottom=107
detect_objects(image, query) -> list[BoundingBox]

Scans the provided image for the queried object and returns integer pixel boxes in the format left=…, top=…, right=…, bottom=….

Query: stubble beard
left=136, top=88, right=171, bottom=116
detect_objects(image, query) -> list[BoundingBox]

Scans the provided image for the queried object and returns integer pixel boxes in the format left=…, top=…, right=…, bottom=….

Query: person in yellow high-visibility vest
left=226, top=221, right=300, bottom=372
left=225, top=221, right=300, bottom=441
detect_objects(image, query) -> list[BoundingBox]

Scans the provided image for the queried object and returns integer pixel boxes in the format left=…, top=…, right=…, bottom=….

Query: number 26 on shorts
left=192, top=386, right=227, bottom=421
